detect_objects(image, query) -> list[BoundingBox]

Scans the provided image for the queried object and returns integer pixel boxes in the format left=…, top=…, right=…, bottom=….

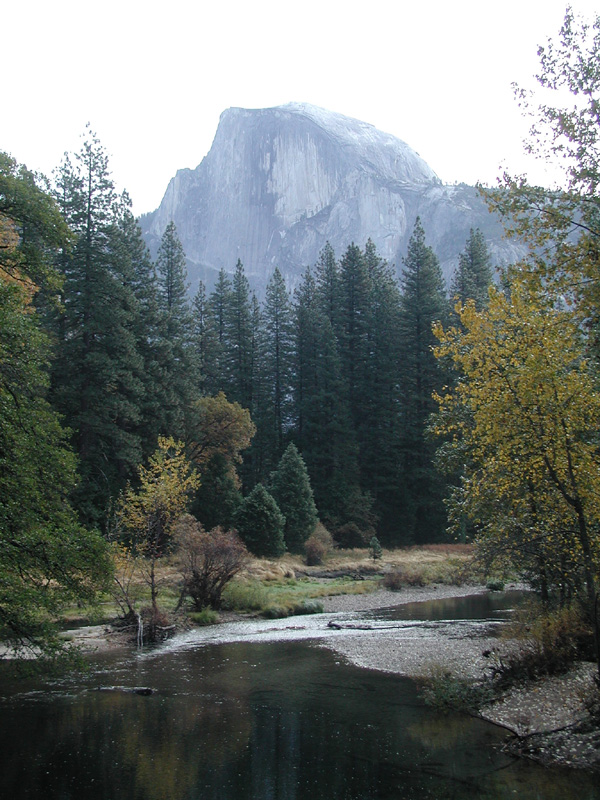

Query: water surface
left=0, top=592, right=597, bottom=800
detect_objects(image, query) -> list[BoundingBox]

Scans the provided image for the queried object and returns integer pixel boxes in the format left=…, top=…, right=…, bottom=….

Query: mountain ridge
left=141, top=103, right=520, bottom=293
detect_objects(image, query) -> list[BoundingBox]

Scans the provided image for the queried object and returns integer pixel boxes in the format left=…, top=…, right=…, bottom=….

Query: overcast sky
left=4, top=1, right=598, bottom=215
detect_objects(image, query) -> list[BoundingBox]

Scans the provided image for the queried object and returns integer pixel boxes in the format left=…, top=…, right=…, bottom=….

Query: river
left=0, top=592, right=598, bottom=799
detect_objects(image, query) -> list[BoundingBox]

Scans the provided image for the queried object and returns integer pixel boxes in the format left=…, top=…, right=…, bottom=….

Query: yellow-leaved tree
left=432, top=283, right=600, bottom=676
left=118, top=436, right=199, bottom=637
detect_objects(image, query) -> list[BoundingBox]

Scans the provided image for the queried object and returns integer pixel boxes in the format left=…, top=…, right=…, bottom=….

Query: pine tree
left=262, top=267, right=294, bottom=463
left=233, top=484, right=286, bottom=557
left=225, top=259, right=254, bottom=410
left=398, top=218, right=449, bottom=543
left=192, top=280, right=219, bottom=397
left=361, top=240, right=404, bottom=540
left=206, top=268, right=232, bottom=394
left=450, top=228, right=493, bottom=310
left=155, top=222, right=197, bottom=439
left=51, top=129, right=145, bottom=527
left=293, top=266, right=364, bottom=532
left=269, top=443, right=318, bottom=553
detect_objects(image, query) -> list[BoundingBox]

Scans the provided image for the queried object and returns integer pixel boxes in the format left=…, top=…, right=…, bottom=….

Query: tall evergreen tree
left=337, top=243, right=371, bottom=429
left=206, top=268, right=232, bottom=394
left=450, top=228, right=493, bottom=310
left=361, top=240, right=404, bottom=540
left=262, top=267, right=294, bottom=463
left=314, top=241, right=339, bottom=328
left=398, top=218, right=449, bottom=543
left=294, top=265, right=365, bottom=533
left=269, top=443, right=318, bottom=553
left=225, top=260, right=254, bottom=409
left=155, top=221, right=197, bottom=439
left=112, top=207, right=168, bottom=459
left=51, top=129, right=144, bottom=527
left=192, top=280, right=219, bottom=397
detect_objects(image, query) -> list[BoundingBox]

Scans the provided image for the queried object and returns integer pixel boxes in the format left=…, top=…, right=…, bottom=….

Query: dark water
left=0, top=593, right=598, bottom=800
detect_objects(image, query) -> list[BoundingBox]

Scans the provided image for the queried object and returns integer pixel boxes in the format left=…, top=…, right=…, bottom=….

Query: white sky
left=3, top=1, right=598, bottom=215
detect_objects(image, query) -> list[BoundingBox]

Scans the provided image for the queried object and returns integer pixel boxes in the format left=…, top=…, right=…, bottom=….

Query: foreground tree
left=433, top=285, right=600, bottom=676
left=51, top=129, right=145, bottom=527
left=0, top=157, right=111, bottom=661
left=486, top=8, right=600, bottom=340
left=174, top=515, right=248, bottom=610
left=118, top=437, right=199, bottom=636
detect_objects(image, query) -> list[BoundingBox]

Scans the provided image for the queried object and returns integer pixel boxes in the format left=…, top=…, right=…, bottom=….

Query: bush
left=189, top=608, right=219, bottom=626
left=334, top=522, right=368, bottom=549
left=487, top=602, right=594, bottom=685
left=174, top=516, right=248, bottom=610
left=221, top=580, right=270, bottom=611
left=486, top=578, right=505, bottom=591
left=261, top=599, right=324, bottom=619
left=304, top=522, right=334, bottom=565
left=382, top=570, right=403, bottom=591
left=418, top=666, right=495, bottom=715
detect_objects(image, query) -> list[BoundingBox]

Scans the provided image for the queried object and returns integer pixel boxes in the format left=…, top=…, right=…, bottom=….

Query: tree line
left=36, top=127, right=494, bottom=547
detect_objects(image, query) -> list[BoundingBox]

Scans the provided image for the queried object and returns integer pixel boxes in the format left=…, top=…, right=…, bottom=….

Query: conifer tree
left=233, top=484, right=286, bottom=557
left=262, top=267, right=294, bottom=463
left=398, top=218, right=449, bottom=543
left=155, top=222, right=197, bottom=439
left=51, top=129, right=145, bottom=527
left=450, top=228, right=493, bottom=310
left=293, top=265, right=364, bottom=532
left=225, top=259, right=254, bottom=410
left=361, top=240, right=404, bottom=540
left=206, top=268, right=232, bottom=394
left=270, top=443, right=318, bottom=553
left=192, top=280, right=219, bottom=397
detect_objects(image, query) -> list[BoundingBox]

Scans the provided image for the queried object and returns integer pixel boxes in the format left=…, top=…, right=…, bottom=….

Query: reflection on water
left=0, top=595, right=599, bottom=800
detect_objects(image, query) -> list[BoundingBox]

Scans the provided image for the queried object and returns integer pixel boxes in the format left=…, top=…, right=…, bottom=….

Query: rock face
left=141, top=103, right=519, bottom=293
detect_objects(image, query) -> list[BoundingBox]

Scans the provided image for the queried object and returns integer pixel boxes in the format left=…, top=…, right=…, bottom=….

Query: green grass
left=221, top=576, right=379, bottom=617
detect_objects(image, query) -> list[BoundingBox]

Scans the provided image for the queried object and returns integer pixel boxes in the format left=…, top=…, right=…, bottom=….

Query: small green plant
left=418, top=665, right=494, bottom=714
left=189, top=608, right=219, bottom=626
left=369, top=536, right=383, bottom=561
left=486, top=578, right=505, bottom=591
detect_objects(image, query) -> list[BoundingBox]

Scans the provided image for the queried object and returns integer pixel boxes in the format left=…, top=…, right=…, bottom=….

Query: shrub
left=334, top=522, right=368, bottom=549
left=418, top=665, right=495, bottom=714
left=382, top=571, right=403, bottom=591
left=304, top=522, right=334, bottom=565
left=487, top=601, right=594, bottom=685
left=221, top=580, right=270, bottom=611
left=174, top=515, right=248, bottom=610
left=189, top=608, right=219, bottom=626
left=486, top=578, right=505, bottom=591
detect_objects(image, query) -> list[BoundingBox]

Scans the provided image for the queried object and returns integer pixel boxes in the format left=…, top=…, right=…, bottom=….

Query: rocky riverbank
left=318, top=584, right=600, bottom=772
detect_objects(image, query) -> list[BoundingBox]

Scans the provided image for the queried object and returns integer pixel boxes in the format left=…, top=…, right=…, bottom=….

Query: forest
left=1, top=8, right=599, bottom=670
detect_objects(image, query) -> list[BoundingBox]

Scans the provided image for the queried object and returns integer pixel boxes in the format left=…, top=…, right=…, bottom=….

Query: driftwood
left=96, top=686, right=155, bottom=696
